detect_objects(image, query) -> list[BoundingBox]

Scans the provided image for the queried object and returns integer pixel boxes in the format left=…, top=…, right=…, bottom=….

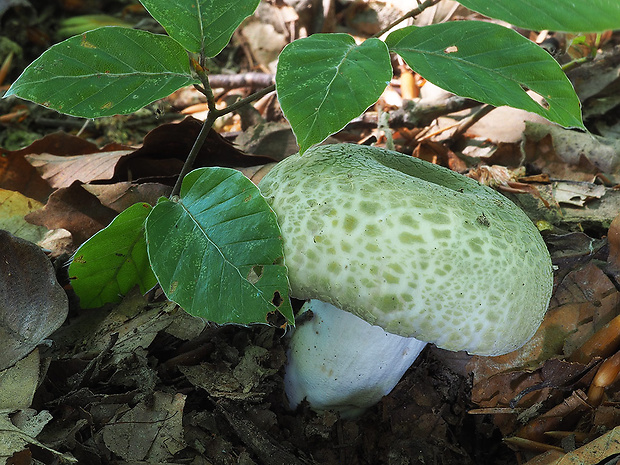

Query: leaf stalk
left=170, top=66, right=276, bottom=198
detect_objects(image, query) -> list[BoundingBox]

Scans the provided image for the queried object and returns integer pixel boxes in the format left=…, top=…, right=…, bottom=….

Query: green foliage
left=5, top=0, right=613, bottom=326
left=457, top=0, right=620, bottom=33
left=139, top=0, right=260, bottom=56
left=57, top=14, right=133, bottom=38
left=145, top=168, right=293, bottom=325
left=68, top=203, right=157, bottom=308
left=386, top=22, right=584, bottom=130
left=5, top=27, right=198, bottom=118
left=277, top=34, right=392, bottom=154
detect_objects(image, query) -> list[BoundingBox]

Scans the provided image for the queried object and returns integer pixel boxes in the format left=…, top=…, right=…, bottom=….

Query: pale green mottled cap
left=259, top=144, right=553, bottom=356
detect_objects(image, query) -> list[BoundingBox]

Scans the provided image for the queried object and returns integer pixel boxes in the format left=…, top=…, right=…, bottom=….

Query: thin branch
left=224, top=84, right=276, bottom=114
left=208, top=72, right=275, bottom=89
left=372, top=0, right=442, bottom=38
left=345, top=95, right=480, bottom=130
left=170, top=109, right=218, bottom=198
left=449, top=104, right=495, bottom=142
left=170, top=73, right=276, bottom=198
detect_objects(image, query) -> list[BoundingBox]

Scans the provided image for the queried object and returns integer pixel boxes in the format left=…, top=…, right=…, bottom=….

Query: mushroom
left=258, top=143, right=553, bottom=417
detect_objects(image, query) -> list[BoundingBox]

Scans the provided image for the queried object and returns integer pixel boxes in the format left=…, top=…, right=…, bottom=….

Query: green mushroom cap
left=259, top=144, right=553, bottom=356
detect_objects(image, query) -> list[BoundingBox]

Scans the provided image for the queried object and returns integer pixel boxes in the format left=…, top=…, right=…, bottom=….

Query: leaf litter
left=1, top=1, right=620, bottom=464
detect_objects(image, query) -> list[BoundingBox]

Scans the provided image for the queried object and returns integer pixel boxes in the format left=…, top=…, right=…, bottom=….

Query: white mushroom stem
left=284, top=300, right=427, bottom=419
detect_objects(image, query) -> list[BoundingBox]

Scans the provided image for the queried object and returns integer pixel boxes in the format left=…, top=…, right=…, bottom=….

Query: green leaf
left=57, top=14, right=133, bottom=38
left=4, top=27, right=198, bottom=118
left=276, top=34, right=392, bottom=154
left=386, top=22, right=584, bottom=129
left=145, top=168, right=293, bottom=326
left=139, top=0, right=260, bottom=56
left=457, top=0, right=620, bottom=33
left=68, top=203, right=157, bottom=309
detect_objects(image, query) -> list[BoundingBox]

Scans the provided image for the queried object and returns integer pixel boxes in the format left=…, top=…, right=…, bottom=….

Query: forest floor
left=1, top=1, right=620, bottom=464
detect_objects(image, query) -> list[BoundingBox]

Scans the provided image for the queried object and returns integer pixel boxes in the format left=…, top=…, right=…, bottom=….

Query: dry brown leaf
left=465, top=106, right=550, bottom=145
left=523, top=426, right=620, bottom=465
left=524, top=121, right=620, bottom=175
left=8, top=131, right=101, bottom=157
left=82, top=182, right=171, bottom=213
left=469, top=302, right=584, bottom=390
left=0, top=148, right=52, bottom=203
left=514, top=390, right=591, bottom=443
left=567, top=44, right=620, bottom=102
left=123, top=117, right=276, bottom=181
left=26, top=149, right=133, bottom=188
left=0, top=349, right=40, bottom=410
left=25, top=182, right=117, bottom=245
left=412, top=140, right=467, bottom=171
left=552, top=181, right=606, bottom=206
left=101, top=391, right=186, bottom=461
left=5, top=131, right=134, bottom=188
left=0, top=189, right=47, bottom=243
left=0, top=411, right=75, bottom=464
left=236, top=18, right=287, bottom=73
left=0, top=231, right=68, bottom=370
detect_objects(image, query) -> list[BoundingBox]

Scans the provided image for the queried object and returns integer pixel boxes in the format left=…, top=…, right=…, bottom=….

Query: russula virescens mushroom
left=258, top=143, right=553, bottom=417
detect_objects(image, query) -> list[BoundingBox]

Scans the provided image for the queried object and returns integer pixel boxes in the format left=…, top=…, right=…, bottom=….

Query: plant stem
left=170, top=72, right=277, bottom=198
left=449, top=104, right=495, bottom=143
left=372, top=0, right=441, bottom=39
left=225, top=84, right=276, bottom=114
left=170, top=109, right=219, bottom=198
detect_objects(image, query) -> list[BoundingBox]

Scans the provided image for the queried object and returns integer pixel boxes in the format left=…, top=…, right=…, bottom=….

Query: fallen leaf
left=0, top=148, right=52, bottom=203
left=234, top=122, right=301, bottom=161
left=413, top=139, right=467, bottom=171
left=524, top=121, right=620, bottom=174
left=523, top=425, right=620, bottom=464
left=25, top=149, right=133, bottom=188
left=81, top=289, right=176, bottom=364
left=8, top=131, right=104, bottom=157
left=567, top=45, right=620, bottom=101
left=12, top=132, right=134, bottom=187
left=237, top=18, right=287, bottom=73
left=552, top=181, right=606, bottom=206
left=101, top=391, right=186, bottom=461
left=0, top=413, right=75, bottom=464
left=83, top=181, right=171, bottom=212
left=465, top=106, right=550, bottom=144
left=560, top=188, right=620, bottom=227
left=0, top=188, right=48, bottom=243
left=122, top=117, right=276, bottom=181
left=607, top=213, right=620, bottom=278
left=0, top=231, right=68, bottom=370
left=25, top=182, right=117, bottom=245
left=0, top=349, right=40, bottom=410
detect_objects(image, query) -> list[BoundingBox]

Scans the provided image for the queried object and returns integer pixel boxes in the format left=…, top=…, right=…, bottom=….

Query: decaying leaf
left=83, top=181, right=171, bottom=213
left=0, top=231, right=68, bottom=370
left=521, top=426, right=620, bottom=465
left=552, top=181, right=606, bottom=206
left=0, top=148, right=53, bottom=203
left=0, top=413, right=75, bottom=464
left=25, top=149, right=133, bottom=188
left=101, top=391, right=186, bottom=462
left=0, top=188, right=47, bottom=243
left=0, top=349, right=40, bottom=410
left=525, top=121, right=620, bottom=174
left=607, top=213, right=620, bottom=279
left=25, top=182, right=117, bottom=245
